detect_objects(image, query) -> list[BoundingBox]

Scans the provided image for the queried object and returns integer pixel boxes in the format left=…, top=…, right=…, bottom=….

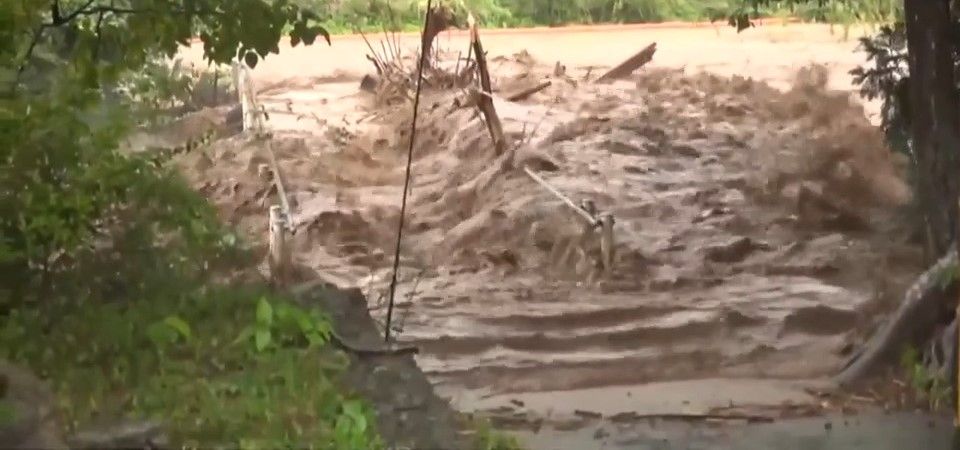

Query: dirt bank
left=292, top=283, right=472, bottom=450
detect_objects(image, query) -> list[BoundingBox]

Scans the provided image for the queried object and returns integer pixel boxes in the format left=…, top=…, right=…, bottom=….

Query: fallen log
left=595, top=42, right=657, bottom=84
left=506, top=80, right=552, bottom=102
left=835, top=246, right=958, bottom=387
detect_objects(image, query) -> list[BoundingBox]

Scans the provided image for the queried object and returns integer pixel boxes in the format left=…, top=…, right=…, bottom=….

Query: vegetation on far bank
left=300, top=0, right=902, bottom=33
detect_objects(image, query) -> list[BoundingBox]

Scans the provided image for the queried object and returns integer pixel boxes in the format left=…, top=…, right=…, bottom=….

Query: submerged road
left=520, top=412, right=954, bottom=450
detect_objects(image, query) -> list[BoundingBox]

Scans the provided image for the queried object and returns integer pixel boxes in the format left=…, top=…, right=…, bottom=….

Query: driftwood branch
left=595, top=42, right=657, bottom=84
left=506, top=80, right=552, bottom=102
left=359, top=30, right=386, bottom=73
left=835, top=246, right=958, bottom=386
left=608, top=412, right=774, bottom=424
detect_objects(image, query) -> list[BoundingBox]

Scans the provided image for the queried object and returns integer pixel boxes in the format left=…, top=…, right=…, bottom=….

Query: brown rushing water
left=174, top=24, right=924, bottom=434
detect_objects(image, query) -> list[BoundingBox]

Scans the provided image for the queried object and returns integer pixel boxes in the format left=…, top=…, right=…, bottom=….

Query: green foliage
left=299, top=0, right=904, bottom=32
left=726, top=0, right=901, bottom=31
left=0, top=0, right=329, bottom=309
left=233, top=297, right=333, bottom=353
left=146, top=316, right=192, bottom=348
left=0, top=400, right=16, bottom=427
left=5, top=0, right=330, bottom=88
left=499, top=0, right=732, bottom=25
left=848, top=20, right=960, bottom=198
left=0, top=286, right=382, bottom=448
left=900, top=345, right=953, bottom=411
left=0, top=2, right=388, bottom=448
left=334, top=399, right=376, bottom=449
left=849, top=23, right=911, bottom=156
left=121, top=57, right=234, bottom=123
left=471, top=418, right=525, bottom=450
left=937, top=260, right=959, bottom=290
left=0, top=87, right=248, bottom=307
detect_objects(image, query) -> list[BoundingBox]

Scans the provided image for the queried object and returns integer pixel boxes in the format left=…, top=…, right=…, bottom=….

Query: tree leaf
left=231, top=326, right=254, bottom=347
left=255, top=327, right=272, bottom=352
left=163, top=315, right=192, bottom=341
left=343, top=400, right=364, bottom=420
left=275, top=303, right=291, bottom=322
left=256, top=297, right=273, bottom=326
left=302, top=29, right=317, bottom=46
left=313, top=26, right=331, bottom=46
left=146, top=321, right=175, bottom=347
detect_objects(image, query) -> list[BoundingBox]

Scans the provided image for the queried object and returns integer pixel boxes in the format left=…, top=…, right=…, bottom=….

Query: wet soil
left=292, top=283, right=471, bottom=450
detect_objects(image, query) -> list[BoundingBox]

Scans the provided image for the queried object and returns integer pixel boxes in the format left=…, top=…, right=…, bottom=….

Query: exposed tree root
left=835, top=247, right=958, bottom=387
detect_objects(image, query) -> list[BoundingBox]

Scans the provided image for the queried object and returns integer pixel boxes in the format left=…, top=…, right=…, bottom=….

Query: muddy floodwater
left=173, top=23, right=946, bottom=448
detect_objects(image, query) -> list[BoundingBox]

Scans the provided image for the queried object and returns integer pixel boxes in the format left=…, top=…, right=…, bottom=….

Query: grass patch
left=0, top=400, right=17, bottom=427
left=471, top=417, right=526, bottom=450
left=0, top=286, right=382, bottom=449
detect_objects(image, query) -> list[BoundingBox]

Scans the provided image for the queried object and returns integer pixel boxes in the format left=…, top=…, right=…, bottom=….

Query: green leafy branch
left=234, top=297, right=333, bottom=354
left=900, top=345, right=953, bottom=411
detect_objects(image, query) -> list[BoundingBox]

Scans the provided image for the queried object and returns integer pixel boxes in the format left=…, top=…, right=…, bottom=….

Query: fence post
left=268, top=205, right=290, bottom=289
left=599, top=212, right=615, bottom=275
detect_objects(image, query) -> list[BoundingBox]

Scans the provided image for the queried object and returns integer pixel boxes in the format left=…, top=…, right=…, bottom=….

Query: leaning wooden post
left=468, top=13, right=506, bottom=154
left=599, top=212, right=615, bottom=275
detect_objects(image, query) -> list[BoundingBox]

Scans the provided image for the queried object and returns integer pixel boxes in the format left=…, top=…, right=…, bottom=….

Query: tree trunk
left=904, top=0, right=960, bottom=258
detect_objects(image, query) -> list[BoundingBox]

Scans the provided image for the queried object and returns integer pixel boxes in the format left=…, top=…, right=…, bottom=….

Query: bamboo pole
left=522, top=166, right=617, bottom=276
left=522, top=166, right=597, bottom=226
left=236, top=63, right=293, bottom=226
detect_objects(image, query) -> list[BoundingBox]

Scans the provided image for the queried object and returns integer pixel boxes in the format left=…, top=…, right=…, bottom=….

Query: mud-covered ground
left=167, top=23, right=942, bottom=448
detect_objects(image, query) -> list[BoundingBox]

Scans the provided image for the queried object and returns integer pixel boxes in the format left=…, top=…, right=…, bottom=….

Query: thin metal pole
left=385, top=0, right=433, bottom=343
